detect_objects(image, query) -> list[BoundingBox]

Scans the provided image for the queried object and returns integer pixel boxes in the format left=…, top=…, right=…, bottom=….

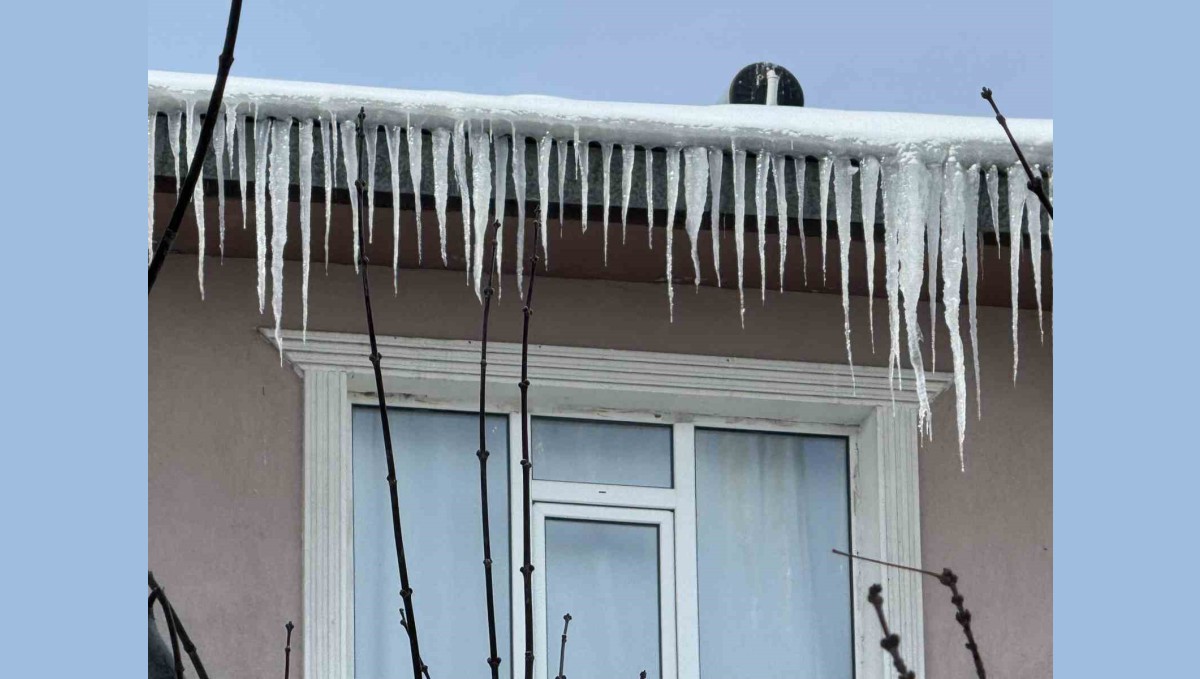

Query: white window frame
left=268, top=328, right=951, bottom=679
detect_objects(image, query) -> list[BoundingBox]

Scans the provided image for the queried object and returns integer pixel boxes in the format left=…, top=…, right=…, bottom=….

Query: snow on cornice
left=148, top=70, right=1052, bottom=166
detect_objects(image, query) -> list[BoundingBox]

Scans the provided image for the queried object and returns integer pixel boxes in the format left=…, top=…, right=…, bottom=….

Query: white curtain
left=533, top=417, right=673, bottom=488
left=353, top=407, right=510, bottom=679
left=695, top=429, right=851, bottom=679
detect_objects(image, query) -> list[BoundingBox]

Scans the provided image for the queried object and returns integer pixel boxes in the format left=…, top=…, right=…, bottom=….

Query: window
left=352, top=410, right=850, bottom=679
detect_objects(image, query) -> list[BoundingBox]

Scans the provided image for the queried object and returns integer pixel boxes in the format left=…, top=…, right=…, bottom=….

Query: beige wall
left=149, top=254, right=1051, bottom=679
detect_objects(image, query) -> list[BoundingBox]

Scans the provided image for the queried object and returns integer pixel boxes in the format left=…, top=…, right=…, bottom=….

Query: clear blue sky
left=148, top=0, right=1051, bottom=119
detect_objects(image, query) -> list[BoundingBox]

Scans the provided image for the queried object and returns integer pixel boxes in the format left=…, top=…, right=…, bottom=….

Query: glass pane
left=353, top=407, right=510, bottom=679
left=544, top=519, right=661, bottom=679
left=532, top=417, right=673, bottom=488
left=695, top=429, right=851, bottom=679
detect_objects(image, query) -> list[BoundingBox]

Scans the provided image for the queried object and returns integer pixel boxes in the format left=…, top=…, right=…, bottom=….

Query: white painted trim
left=672, top=424, right=700, bottom=679
left=531, top=480, right=676, bottom=510
left=283, top=330, right=935, bottom=679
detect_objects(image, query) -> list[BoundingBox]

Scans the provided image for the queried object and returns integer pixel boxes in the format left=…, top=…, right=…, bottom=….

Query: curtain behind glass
left=695, top=429, right=851, bottom=679
left=353, top=407, right=511, bottom=679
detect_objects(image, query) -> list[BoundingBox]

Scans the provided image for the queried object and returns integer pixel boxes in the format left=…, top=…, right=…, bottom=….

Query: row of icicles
left=149, top=103, right=1052, bottom=470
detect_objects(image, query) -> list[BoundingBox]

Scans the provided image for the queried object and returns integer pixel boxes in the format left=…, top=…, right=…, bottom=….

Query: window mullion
left=672, top=423, right=699, bottom=679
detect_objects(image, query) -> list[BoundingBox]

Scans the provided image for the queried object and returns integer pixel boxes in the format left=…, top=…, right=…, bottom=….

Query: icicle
left=185, top=101, right=207, bottom=299
left=469, top=124, right=494, bottom=300
left=299, top=119, right=314, bottom=340
left=601, top=142, right=613, bottom=263
left=168, top=111, right=183, bottom=197
left=386, top=126, right=403, bottom=291
left=818, top=155, right=832, bottom=284
left=406, top=122, right=425, bottom=264
left=963, top=163, right=983, bottom=419
left=940, top=158, right=968, bottom=468
left=319, top=117, right=333, bottom=272
left=834, top=157, right=856, bottom=381
left=925, top=164, right=943, bottom=371
left=575, top=132, right=589, bottom=231
left=891, top=153, right=932, bottom=433
left=683, top=147, right=709, bottom=286
left=620, top=144, right=635, bottom=244
left=882, top=159, right=903, bottom=397
left=513, top=132, right=529, bottom=296
left=986, top=165, right=1001, bottom=258
left=1046, top=169, right=1054, bottom=250
left=733, top=146, right=748, bottom=326
left=664, top=147, right=681, bottom=320
left=268, top=119, right=292, bottom=362
left=254, top=114, right=272, bottom=307
left=224, top=103, right=238, bottom=190
left=793, top=156, right=808, bottom=286
left=148, top=114, right=156, bottom=264
left=453, top=120, right=473, bottom=283
left=494, top=134, right=510, bottom=293
left=365, top=124, right=379, bottom=243
left=237, top=112, right=249, bottom=232
left=861, top=157, right=881, bottom=352
left=1026, top=166, right=1045, bottom=342
left=213, top=112, right=227, bottom=261
left=708, top=148, right=724, bottom=287
left=537, top=134, right=552, bottom=263
left=753, top=151, right=770, bottom=301
left=772, top=154, right=789, bottom=291
left=645, top=148, right=655, bottom=249
left=556, top=138, right=569, bottom=230
left=430, top=128, right=451, bottom=265
left=1007, top=163, right=1026, bottom=382
left=339, top=119, right=360, bottom=273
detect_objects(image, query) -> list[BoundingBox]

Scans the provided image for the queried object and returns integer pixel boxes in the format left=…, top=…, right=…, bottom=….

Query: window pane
left=544, top=519, right=661, bottom=679
left=695, top=429, right=851, bottom=679
left=353, top=407, right=510, bottom=679
left=532, top=417, right=673, bottom=487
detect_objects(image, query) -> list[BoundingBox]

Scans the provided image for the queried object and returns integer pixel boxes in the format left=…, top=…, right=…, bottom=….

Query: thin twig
left=980, top=87, right=1053, bottom=219
left=148, top=0, right=244, bottom=292
left=283, top=621, right=294, bottom=679
left=477, top=220, right=504, bottom=679
left=554, top=614, right=572, bottom=679
left=148, top=571, right=211, bottom=679
left=519, top=222, right=543, bottom=679
left=353, top=109, right=428, bottom=679
left=938, top=569, right=986, bottom=679
left=833, top=550, right=986, bottom=679
left=868, top=584, right=916, bottom=679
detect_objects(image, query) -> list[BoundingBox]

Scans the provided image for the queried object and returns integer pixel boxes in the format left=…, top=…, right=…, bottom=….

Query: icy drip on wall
left=147, top=103, right=1054, bottom=469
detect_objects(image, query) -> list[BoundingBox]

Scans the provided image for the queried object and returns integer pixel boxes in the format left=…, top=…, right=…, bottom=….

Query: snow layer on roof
left=148, top=71, right=1051, bottom=166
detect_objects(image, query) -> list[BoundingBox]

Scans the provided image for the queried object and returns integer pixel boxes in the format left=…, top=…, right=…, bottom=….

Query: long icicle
left=621, top=145, right=635, bottom=244
left=432, top=128, right=451, bottom=266
left=224, top=102, right=239, bottom=228
left=148, top=113, right=157, bottom=264
left=213, top=111, right=227, bottom=261
left=184, top=100, right=207, bottom=299
left=964, top=164, right=983, bottom=418
left=386, top=125, right=403, bottom=291
left=454, top=120, right=473, bottom=284
left=470, top=124, right=493, bottom=301
left=733, top=146, right=747, bottom=326
left=753, top=151, right=770, bottom=301
left=268, top=117, right=292, bottom=362
left=298, top=119, right=313, bottom=340
left=494, top=133, right=510, bottom=295
left=236, top=109, right=248, bottom=232
left=940, top=157, right=968, bottom=469
left=1007, top=163, right=1026, bottom=382
left=1026, top=166, right=1045, bottom=342
left=861, top=157, right=881, bottom=351
left=537, top=134, right=552, bottom=266
left=834, top=157, right=855, bottom=384
left=683, top=146, right=709, bottom=287
left=556, top=138, right=569, bottom=233
left=708, top=148, right=724, bottom=287
left=893, top=153, right=932, bottom=432
left=340, top=119, right=361, bottom=273
left=353, top=110, right=428, bottom=679
left=986, top=165, right=1001, bottom=259
left=818, top=154, right=832, bottom=285
left=255, top=114, right=272, bottom=305
left=925, top=163, right=943, bottom=371
left=519, top=223, right=543, bottom=679
left=320, top=116, right=333, bottom=272
left=645, top=147, right=655, bottom=250
left=407, top=121, right=425, bottom=265
left=366, top=124, right=379, bottom=243
left=793, top=156, right=808, bottom=286
left=513, top=132, right=528, bottom=296
left=476, top=222, right=503, bottom=679
left=664, top=147, right=681, bottom=320
left=772, top=154, right=789, bottom=290
left=575, top=132, right=589, bottom=232
left=602, top=142, right=613, bottom=264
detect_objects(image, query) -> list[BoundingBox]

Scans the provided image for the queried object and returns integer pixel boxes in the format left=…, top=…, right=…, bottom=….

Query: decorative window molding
left=266, top=328, right=951, bottom=679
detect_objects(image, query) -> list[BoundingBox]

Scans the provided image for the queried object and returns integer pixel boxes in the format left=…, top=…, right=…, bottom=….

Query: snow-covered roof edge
left=148, top=71, right=1051, bottom=166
